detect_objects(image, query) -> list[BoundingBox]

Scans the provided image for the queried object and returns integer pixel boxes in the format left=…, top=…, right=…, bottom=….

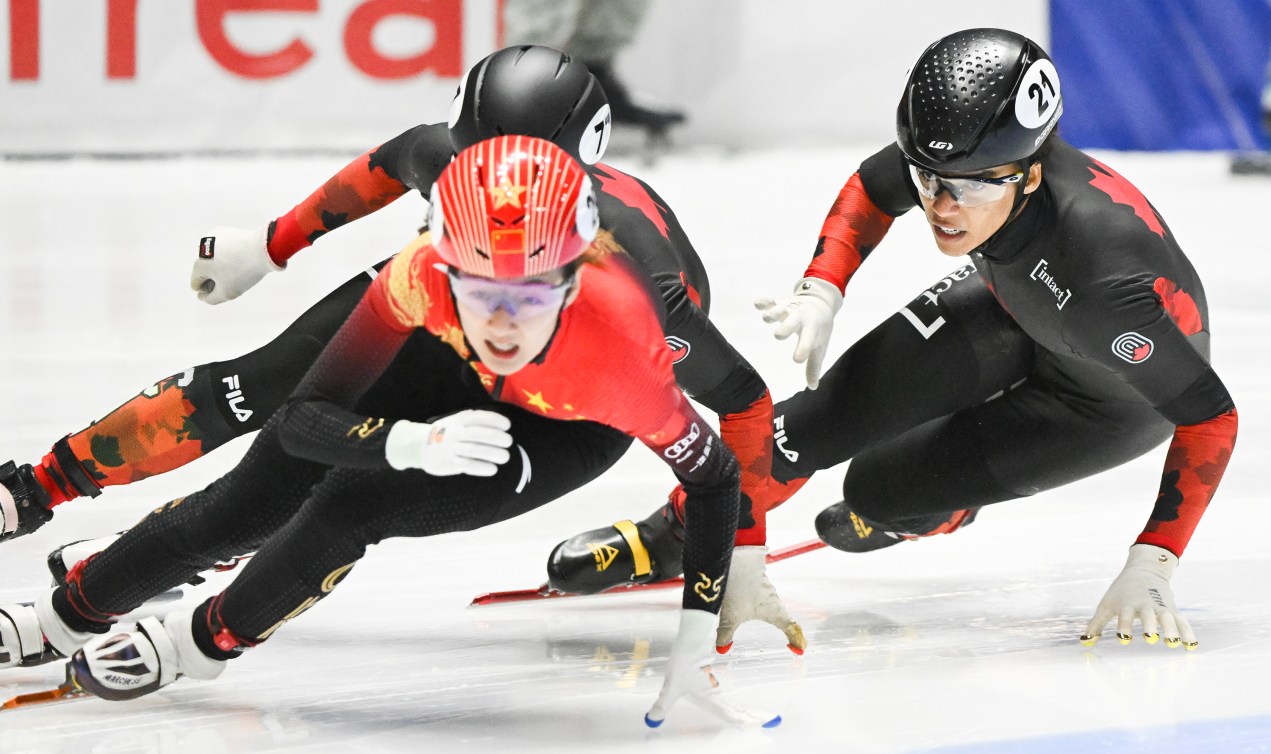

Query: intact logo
left=1112, top=332, right=1153, bottom=363
left=928, top=140, right=953, bottom=150
left=665, top=335, right=691, bottom=364
left=222, top=375, right=252, bottom=422
left=199, top=236, right=215, bottom=259
left=1029, top=259, right=1072, bottom=310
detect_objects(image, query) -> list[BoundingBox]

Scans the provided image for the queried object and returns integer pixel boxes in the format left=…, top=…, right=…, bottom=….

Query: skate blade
left=2, top=680, right=88, bottom=710
left=468, top=540, right=826, bottom=607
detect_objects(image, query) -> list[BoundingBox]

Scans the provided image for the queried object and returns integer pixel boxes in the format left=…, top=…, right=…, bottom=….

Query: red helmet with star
left=429, top=135, right=599, bottom=280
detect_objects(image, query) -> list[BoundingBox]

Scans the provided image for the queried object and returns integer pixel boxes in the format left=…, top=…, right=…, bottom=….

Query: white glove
left=384, top=410, right=513, bottom=477
left=191, top=225, right=283, bottom=304
left=715, top=546, right=806, bottom=654
left=754, top=277, right=843, bottom=389
left=1081, top=544, right=1197, bottom=650
left=645, top=609, right=780, bottom=729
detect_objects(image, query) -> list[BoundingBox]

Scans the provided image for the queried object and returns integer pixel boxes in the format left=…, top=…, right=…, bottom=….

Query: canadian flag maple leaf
left=1088, top=159, right=1165, bottom=238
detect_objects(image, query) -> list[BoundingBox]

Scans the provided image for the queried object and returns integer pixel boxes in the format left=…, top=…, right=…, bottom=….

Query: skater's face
left=452, top=266, right=582, bottom=375
left=914, top=161, right=1042, bottom=256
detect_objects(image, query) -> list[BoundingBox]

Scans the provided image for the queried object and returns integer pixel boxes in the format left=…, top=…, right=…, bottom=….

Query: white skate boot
left=68, top=608, right=225, bottom=701
left=0, top=590, right=101, bottom=668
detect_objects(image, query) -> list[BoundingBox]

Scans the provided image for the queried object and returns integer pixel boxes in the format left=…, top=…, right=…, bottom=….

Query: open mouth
left=485, top=340, right=520, bottom=359
left=933, top=223, right=965, bottom=240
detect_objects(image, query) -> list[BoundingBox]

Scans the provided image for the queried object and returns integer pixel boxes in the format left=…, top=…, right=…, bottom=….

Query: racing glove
left=385, top=410, right=513, bottom=477
left=191, top=225, right=284, bottom=304
left=754, top=277, right=842, bottom=389
left=1081, top=544, right=1197, bottom=650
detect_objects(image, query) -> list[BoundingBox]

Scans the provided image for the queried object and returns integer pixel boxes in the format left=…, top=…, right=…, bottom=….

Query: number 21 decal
left=1015, top=59, right=1061, bottom=129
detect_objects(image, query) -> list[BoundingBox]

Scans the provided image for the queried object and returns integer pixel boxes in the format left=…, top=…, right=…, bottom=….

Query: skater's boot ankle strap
left=0, top=461, right=54, bottom=542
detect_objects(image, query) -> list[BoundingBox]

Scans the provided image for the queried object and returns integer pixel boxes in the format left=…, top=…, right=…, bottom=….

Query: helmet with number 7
left=896, top=28, right=1062, bottom=174
left=430, top=135, right=599, bottom=280
left=448, top=45, right=612, bottom=166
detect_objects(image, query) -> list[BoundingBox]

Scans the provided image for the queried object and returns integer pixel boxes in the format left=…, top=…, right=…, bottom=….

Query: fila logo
left=928, top=140, right=954, bottom=150
left=665, top=335, right=691, bottom=364
left=222, top=375, right=253, bottom=422
left=1112, top=332, right=1153, bottom=363
left=774, top=415, right=798, bottom=463
left=589, top=543, right=619, bottom=571
left=1029, top=259, right=1072, bottom=309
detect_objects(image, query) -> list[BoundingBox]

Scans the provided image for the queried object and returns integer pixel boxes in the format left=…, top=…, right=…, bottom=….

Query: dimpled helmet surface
left=897, top=28, right=1062, bottom=173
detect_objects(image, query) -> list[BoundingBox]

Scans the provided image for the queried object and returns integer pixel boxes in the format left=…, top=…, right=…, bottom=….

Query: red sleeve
left=267, top=147, right=411, bottom=265
left=803, top=172, right=895, bottom=291
left=718, top=390, right=776, bottom=546
left=1135, top=408, right=1238, bottom=556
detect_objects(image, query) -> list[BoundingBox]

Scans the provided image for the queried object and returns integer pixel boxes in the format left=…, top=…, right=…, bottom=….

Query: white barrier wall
left=2, top=0, right=500, bottom=155
left=625, top=1, right=1049, bottom=149
left=1, top=0, right=1046, bottom=155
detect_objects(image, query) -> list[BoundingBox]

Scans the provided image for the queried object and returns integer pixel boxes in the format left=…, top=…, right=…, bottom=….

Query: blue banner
left=1050, top=0, right=1271, bottom=150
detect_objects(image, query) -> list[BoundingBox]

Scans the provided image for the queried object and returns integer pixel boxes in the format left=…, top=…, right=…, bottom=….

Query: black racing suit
left=771, top=139, right=1237, bottom=556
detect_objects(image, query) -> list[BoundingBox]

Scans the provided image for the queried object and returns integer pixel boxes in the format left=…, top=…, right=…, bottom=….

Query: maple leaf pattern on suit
left=1088, top=158, right=1166, bottom=238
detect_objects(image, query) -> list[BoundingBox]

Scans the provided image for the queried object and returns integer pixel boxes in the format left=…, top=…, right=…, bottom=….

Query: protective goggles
left=909, top=164, right=1025, bottom=208
left=443, top=265, right=574, bottom=317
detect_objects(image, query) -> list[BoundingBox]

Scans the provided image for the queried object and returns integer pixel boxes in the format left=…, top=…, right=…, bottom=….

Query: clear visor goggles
left=909, top=164, right=1025, bottom=208
left=443, top=265, right=574, bottom=318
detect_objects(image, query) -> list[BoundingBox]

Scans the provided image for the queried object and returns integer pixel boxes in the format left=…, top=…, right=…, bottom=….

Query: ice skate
left=546, top=499, right=685, bottom=594
left=0, top=460, right=54, bottom=542
left=0, top=591, right=102, bottom=669
left=67, top=608, right=224, bottom=702
left=587, top=61, right=685, bottom=154
left=49, top=533, right=248, bottom=602
left=815, top=501, right=980, bottom=553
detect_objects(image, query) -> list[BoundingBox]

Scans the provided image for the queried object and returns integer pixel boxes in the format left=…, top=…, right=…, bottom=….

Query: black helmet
left=448, top=45, right=612, bottom=165
left=897, top=28, right=1062, bottom=174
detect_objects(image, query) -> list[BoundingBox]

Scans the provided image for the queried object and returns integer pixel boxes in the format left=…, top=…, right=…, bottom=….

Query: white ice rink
left=0, top=144, right=1268, bottom=753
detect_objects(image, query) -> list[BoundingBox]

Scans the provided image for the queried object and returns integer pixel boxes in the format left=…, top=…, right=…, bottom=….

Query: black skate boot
left=68, top=609, right=225, bottom=702
left=0, top=461, right=53, bottom=542
left=816, top=501, right=980, bottom=553
left=47, top=533, right=123, bottom=587
left=587, top=62, right=686, bottom=138
left=546, top=500, right=685, bottom=594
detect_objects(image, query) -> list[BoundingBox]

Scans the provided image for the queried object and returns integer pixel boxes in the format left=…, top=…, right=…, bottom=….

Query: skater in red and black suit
left=0, top=137, right=777, bottom=727
left=552, top=27, right=1238, bottom=651
left=2, top=46, right=803, bottom=651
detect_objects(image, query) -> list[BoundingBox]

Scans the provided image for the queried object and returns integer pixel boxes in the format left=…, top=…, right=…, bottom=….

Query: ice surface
left=0, top=145, right=1267, bottom=752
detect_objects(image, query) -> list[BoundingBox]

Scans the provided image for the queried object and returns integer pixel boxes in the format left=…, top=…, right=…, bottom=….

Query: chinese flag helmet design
left=430, top=135, right=599, bottom=280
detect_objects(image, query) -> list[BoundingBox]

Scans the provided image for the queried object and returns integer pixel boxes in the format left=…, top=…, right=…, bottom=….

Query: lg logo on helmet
left=928, top=141, right=954, bottom=150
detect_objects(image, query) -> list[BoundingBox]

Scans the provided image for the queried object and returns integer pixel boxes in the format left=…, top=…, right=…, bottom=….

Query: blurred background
left=4, top=0, right=1270, bottom=156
